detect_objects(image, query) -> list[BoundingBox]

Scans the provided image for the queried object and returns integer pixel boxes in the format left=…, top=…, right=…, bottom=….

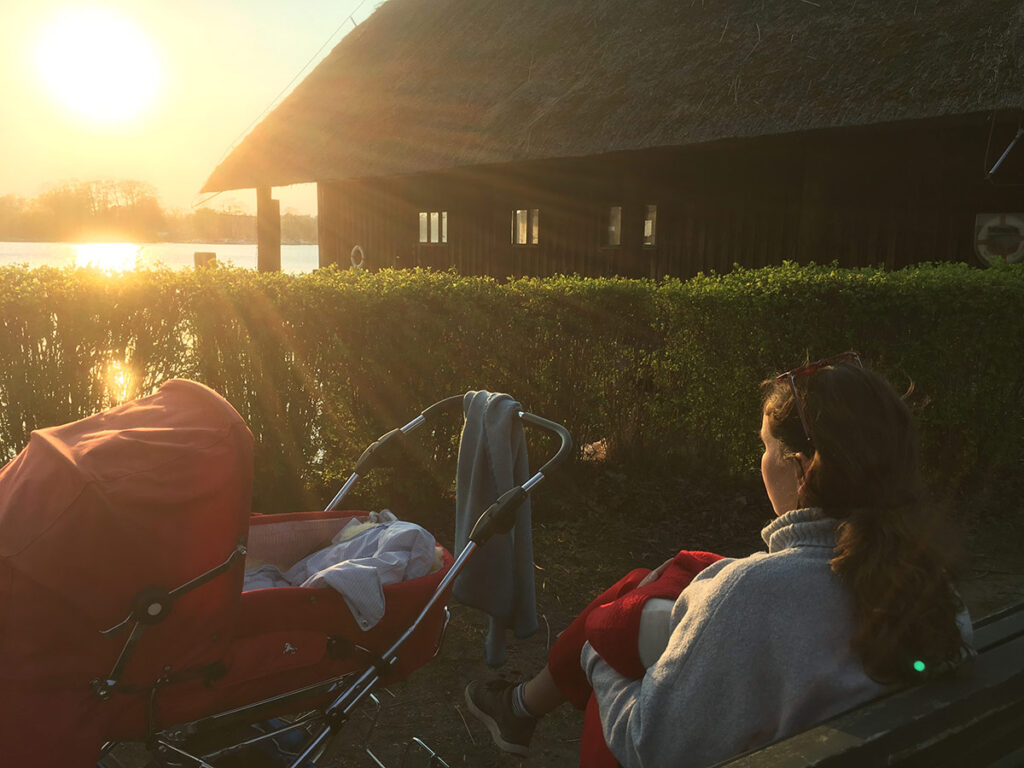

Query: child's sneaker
left=464, top=679, right=537, bottom=757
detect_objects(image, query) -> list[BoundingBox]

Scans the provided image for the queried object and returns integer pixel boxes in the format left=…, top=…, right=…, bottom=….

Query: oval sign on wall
left=975, top=213, right=1024, bottom=266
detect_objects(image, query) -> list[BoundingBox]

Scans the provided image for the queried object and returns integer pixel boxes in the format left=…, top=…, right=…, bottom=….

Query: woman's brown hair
left=762, top=361, right=966, bottom=684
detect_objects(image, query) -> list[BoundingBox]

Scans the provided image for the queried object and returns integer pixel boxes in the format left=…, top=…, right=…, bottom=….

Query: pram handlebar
left=352, top=427, right=404, bottom=475
left=354, top=394, right=464, bottom=475
left=468, top=486, right=528, bottom=543
left=325, top=395, right=465, bottom=511
left=327, top=393, right=573, bottom=513
left=467, top=412, right=572, bottom=544
left=419, top=393, right=465, bottom=421
left=518, top=410, right=574, bottom=478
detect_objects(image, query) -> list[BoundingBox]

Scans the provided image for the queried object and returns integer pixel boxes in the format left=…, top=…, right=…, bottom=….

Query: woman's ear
left=791, top=453, right=812, bottom=497
left=794, top=452, right=811, bottom=478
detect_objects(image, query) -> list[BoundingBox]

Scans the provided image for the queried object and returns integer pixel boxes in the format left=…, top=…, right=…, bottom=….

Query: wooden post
left=257, top=186, right=281, bottom=272
left=194, top=251, right=217, bottom=269
left=316, top=182, right=327, bottom=268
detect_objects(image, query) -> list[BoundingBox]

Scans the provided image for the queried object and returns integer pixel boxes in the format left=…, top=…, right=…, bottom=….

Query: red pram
left=0, top=380, right=571, bottom=767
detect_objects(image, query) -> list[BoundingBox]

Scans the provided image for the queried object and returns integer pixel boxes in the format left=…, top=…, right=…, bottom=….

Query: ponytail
left=831, top=504, right=963, bottom=683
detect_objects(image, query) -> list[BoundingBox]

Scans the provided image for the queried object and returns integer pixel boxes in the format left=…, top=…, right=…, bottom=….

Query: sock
left=511, top=683, right=537, bottom=720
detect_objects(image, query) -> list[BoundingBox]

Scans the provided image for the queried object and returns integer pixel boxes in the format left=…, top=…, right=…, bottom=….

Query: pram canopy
left=0, top=379, right=254, bottom=685
left=0, top=380, right=254, bottom=760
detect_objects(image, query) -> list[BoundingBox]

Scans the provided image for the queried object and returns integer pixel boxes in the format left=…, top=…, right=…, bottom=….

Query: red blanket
left=547, top=550, right=724, bottom=767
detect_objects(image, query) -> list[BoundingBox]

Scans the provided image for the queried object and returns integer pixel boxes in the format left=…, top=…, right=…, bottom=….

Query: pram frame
left=102, top=394, right=572, bottom=768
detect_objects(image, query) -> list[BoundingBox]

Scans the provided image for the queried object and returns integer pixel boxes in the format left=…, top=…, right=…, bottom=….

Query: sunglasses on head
left=775, top=351, right=863, bottom=448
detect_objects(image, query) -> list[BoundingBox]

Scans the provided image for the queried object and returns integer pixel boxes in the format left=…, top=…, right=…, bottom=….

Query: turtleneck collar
left=760, top=507, right=838, bottom=553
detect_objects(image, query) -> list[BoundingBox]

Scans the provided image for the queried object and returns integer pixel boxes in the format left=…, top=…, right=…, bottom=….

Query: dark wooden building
left=203, top=0, right=1024, bottom=277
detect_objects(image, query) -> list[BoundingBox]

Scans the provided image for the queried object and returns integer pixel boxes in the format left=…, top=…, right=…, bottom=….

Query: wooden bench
left=722, top=601, right=1024, bottom=767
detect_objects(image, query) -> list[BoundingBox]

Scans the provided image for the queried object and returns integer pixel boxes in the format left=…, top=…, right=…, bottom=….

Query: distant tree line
left=0, top=180, right=317, bottom=244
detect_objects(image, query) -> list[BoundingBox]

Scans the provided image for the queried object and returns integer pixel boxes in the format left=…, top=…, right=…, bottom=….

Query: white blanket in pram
left=243, top=512, right=437, bottom=630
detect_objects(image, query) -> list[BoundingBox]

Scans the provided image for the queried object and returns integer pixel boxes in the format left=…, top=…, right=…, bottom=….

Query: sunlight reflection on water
left=0, top=242, right=319, bottom=273
left=73, top=243, right=143, bottom=272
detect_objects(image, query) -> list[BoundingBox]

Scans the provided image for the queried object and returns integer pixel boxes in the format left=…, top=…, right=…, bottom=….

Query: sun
left=35, top=8, right=163, bottom=125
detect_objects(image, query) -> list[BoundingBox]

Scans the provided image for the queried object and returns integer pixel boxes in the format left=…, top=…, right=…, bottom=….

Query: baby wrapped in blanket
left=244, top=510, right=442, bottom=631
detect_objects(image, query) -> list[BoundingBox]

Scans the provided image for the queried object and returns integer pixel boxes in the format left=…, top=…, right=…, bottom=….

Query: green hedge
left=1, top=262, right=1020, bottom=513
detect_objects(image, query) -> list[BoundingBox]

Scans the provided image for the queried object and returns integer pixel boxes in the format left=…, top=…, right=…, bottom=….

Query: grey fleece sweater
left=582, top=508, right=898, bottom=768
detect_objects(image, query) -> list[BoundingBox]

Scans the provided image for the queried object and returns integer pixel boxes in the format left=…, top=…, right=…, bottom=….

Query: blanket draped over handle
left=453, top=391, right=538, bottom=666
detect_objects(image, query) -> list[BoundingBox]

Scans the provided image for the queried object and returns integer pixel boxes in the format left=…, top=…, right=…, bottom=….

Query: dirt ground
left=109, top=469, right=1024, bottom=768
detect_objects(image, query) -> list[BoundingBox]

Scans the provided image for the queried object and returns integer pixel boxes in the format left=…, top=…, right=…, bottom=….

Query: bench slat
left=720, top=631, right=1024, bottom=767
left=973, top=601, right=1024, bottom=652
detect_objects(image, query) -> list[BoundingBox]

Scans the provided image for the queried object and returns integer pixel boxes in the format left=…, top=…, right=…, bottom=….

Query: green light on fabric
left=913, top=660, right=926, bottom=673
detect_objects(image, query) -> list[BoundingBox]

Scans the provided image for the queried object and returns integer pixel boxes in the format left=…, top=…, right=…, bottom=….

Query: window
left=608, top=206, right=622, bottom=246
left=512, top=208, right=539, bottom=245
left=418, top=210, right=447, bottom=243
left=643, top=204, right=657, bottom=246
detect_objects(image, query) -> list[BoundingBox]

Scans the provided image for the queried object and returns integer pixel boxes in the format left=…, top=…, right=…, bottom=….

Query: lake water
left=0, top=242, right=320, bottom=274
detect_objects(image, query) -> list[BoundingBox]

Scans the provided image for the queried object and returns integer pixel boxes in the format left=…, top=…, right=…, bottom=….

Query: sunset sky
left=0, top=0, right=376, bottom=215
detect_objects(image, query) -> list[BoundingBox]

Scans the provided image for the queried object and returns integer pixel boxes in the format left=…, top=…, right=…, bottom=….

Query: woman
left=464, top=353, right=972, bottom=767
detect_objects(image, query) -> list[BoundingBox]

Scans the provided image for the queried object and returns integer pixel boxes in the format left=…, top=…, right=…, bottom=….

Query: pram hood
left=0, top=379, right=254, bottom=689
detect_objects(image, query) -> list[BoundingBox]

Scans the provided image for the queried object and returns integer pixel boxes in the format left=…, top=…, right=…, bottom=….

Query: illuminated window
left=608, top=206, right=622, bottom=246
left=512, top=208, right=539, bottom=245
left=418, top=210, right=447, bottom=243
left=643, top=204, right=657, bottom=246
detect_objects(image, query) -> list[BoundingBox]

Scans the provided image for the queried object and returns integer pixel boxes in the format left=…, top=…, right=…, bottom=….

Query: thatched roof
left=203, top=0, right=1024, bottom=192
